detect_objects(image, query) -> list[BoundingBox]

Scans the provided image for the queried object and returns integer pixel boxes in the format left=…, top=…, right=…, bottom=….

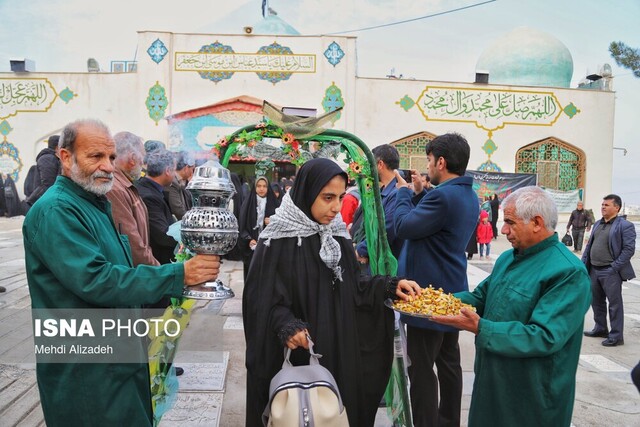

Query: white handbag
left=263, top=336, right=349, bottom=427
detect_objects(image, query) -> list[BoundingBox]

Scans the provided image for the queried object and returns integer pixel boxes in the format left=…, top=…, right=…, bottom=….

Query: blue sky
left=2, top=0, right=639, bottom=203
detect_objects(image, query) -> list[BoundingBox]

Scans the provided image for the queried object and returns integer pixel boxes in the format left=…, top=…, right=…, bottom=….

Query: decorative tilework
left=477, top=160, right=502, bottom=172
left=147, top=38, right=169, bottom=64
left=0, top=120, right=13, bottom=136
left=481, top=138, right=498, bottom=156
left=322, top=82, right=344, bottom=120
left=255, top=43, right=294, bottom=84
left=145, top=81, right=168, bottom=125
left=198, top=42, right=236, bottom=83
left=563, top=102, right=580, bottom=119
left=59, top=87, right=76, bottom=104
left=396, top=95, right=415, bottom=112
left=324, top=42, right=345, bottom=67
left=0, top=121, right=23, bottom=181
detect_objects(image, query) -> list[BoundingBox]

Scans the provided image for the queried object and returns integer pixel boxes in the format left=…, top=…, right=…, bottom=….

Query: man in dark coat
left=394, top=133, right=479, bottom=427
left=136, top=149, right=178, bottom=266
left=567, top=201, right=592, bottom=253
left=582, top=194, right=635, bottom=347
left=24, top=136, right=61, bottom=211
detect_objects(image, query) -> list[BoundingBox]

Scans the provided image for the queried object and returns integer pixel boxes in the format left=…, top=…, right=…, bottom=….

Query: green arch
left=217, top=122, right=397, bottom=276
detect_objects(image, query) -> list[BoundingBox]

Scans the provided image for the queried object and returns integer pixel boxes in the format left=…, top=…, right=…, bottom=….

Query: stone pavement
left=1, top=215, right=639, bottom=426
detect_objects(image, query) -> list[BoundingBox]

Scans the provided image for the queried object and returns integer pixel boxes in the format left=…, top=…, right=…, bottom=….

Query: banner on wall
left=542, top=188, right=582, bottom=213
left=465, top=170, right=537, bottom=202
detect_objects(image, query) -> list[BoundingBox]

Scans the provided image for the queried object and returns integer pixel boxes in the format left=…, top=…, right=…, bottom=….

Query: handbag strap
left=282, top=333, right=323, bottom=368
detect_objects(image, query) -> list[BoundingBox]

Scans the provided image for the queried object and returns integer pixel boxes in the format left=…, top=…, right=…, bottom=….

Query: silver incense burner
left=181, top=158, right=238, bottom=300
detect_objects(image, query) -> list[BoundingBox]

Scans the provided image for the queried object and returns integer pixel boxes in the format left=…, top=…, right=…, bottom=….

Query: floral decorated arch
left=212, top=119, right=412, bottom=426
left=213, top=119, right=397, bottom=276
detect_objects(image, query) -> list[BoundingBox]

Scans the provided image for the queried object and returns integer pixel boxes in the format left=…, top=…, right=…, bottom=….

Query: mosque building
left=0, top=15, right=614, bottom=211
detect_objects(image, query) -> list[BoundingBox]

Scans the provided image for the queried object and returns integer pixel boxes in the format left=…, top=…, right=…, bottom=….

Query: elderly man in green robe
left=432, top=186, right=591, bottom=427
left=23, top=119, right=221, bottom=427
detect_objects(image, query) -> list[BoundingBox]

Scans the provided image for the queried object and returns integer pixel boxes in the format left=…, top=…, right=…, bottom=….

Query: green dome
left=476, top=27, right=573, bottom=88
left=253, top=15, right=300, bottom=35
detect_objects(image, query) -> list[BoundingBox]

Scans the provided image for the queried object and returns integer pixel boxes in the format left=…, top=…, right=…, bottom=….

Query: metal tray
left=384, top=298, right=434, bottom=319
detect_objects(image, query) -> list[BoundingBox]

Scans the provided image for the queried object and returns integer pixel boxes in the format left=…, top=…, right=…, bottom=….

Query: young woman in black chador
left=243, top=158, right=420, bottom=426
left=238, top=176, right=279, bottom=279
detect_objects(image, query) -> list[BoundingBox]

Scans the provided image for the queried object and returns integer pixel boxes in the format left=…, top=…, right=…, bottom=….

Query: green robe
left=23, top=176, right=185, bottom=427
left=457, top=234, right=591, bottom=427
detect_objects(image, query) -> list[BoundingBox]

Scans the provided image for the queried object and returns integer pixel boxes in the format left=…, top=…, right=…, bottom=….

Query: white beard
left=70, top=161, right=114, bottom=196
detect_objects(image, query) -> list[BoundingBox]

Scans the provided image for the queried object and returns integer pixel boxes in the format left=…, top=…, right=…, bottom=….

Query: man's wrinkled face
left=501, top=203, right=537, bottom=251
left=62, top=125, right=116, bottom=196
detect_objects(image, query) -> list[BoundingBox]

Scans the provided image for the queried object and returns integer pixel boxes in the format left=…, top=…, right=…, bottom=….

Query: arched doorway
left=515, top=136, right=585, bottom=192
left=390, top=131, right=437, bottom=172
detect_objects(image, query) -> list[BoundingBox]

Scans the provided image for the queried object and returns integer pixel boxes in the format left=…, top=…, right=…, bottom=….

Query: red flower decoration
left=349, top=162, right=362, bottom=174
left=282, top=133, right=295, bottom=145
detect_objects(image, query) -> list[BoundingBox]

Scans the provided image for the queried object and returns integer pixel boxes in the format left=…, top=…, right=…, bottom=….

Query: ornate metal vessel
left=181, top=158, right=238, bottom=300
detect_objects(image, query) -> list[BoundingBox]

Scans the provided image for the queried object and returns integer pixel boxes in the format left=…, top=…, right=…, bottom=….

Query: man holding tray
left=432, top=186, right=591, bottom=427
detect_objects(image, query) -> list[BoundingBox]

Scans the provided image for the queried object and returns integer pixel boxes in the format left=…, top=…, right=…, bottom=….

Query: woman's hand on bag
left=396, top=279, right=422, bottom=301
left=287, top=329, right=310, bottom=350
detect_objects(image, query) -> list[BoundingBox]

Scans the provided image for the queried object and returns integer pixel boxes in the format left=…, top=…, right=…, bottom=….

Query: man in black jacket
left=135, top=149, right=177, bottom=265
left=23, top=135, right=61, bottom=211
left=567, top=201, right=592, bottom=253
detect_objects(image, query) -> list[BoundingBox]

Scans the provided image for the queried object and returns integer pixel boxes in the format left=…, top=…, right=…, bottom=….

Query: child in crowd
left=477, top=210, right=494, bottom=260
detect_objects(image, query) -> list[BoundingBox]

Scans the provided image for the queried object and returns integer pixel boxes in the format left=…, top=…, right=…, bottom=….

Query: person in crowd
left=632, top=361, right=640, bottom=392
left=420, top=172, right=431, bottom=191
left=282, top=179, right=294, bottom=194
left=243, top=158, right=422, bottom=427
left=136, top=150, right=178, bottom=266
left=477, top=210, right=494, bottom=260
left=3, top=174, right=21, bottom=217
left=466, top=214, right=479, bottom=261
left=225, top=172, right=245, bottom=262
left=480, top=195, right=492, bottom=223
left=0, top=173, right=6, bottom=216
left=393, top=133, right=479, bottom=427
left=489, top=193, right=500, bottom=239
left=270, top=182, right=283, bottom=203
left=164, top=151, right=194, bottom=220
left=581, top=194, right=635, bottom=347
left=23, top=135, right=61, bottom=212
left=107, top=131, right=159, bottom=267
left=567, top=201, right=593, bottom=253
left=141, top=140, right=166, bottom=176
left=22, top=119, right=220, bottom=426
left=340, top=180, right=360, bottom=228
left=432, top=186, right=591, bottom=427
left=238, top=176, right=279, bottom=279
left=356, top=144, right=403, bottom=264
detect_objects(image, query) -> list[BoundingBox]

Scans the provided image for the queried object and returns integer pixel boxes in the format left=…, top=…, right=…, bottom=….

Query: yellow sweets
left=393, top=285, right=475, bottom=316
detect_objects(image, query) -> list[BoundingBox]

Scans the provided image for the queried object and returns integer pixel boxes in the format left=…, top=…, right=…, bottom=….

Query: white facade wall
left=0, top=31, right=614, bottom=211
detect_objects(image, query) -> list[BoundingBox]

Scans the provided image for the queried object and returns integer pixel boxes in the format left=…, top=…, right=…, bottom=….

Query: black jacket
left=567, top=209, right=592, bottom=230
left=135, top=177, right=177, bottom=265
left=24, top=148, right=60, bottom=207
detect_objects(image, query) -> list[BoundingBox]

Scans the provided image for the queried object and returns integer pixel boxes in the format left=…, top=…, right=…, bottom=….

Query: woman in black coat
left=242, top=158, right=421, bottom=427
left=238, top=176, right=279, bottom=279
